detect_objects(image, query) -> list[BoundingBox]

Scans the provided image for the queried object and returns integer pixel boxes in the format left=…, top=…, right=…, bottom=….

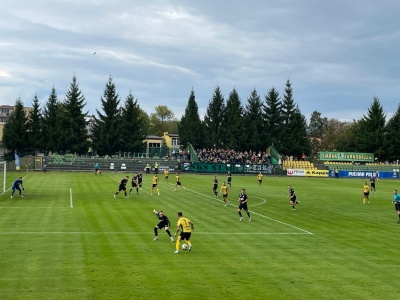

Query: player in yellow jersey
left=164, top=169, right=169, bottom=183
left=257, top=172, right=263, bottom=188
left=363, top=181, right=370, bottom=204
left=220, top=182, right=230, bottom=206
left=174, top=212, right=194, bottom=253
left=173, top=173, right=186, bottom=191
left=154, top=162, right=159, bottom=175
left=151, top=175, right=160, bottom=196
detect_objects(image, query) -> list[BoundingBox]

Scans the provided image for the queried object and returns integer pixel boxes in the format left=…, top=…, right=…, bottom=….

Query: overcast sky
left=1, top=0, right=400, bottom=121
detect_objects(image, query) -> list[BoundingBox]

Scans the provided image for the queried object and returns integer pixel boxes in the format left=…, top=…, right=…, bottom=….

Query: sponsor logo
left=287, top=169, right=305, bottom=176
left=305, top=169, right=329, bottom=177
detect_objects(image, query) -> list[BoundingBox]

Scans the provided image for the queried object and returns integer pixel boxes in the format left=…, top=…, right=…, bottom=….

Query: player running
left=212, top=174, right=219, bottom=196
left=173, top=173, right=186, bottom=191
left=288, top=185, right=300, bottom=210
left=174, top=212, right=194, bottom=253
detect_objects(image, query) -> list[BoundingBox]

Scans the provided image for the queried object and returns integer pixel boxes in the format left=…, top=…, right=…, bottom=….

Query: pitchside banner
left=287, top=169, right=329, bottom=177
left=319, top=152, right=374, bottom=162
left=337, top=170, right=399, bottom=179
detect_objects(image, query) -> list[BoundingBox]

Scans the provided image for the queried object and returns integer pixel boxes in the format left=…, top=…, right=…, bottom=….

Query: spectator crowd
left=194, top=148, right=271, bottom=164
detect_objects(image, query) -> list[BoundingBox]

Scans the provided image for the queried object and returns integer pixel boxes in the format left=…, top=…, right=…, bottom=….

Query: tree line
left=2, top=75, right=400, bottom=162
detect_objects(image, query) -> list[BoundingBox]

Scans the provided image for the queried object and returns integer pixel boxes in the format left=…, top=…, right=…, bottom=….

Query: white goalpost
left=0, top=161, right=6, bottom=194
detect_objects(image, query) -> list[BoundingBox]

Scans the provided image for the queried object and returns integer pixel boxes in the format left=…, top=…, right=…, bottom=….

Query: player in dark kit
left=238, top=188, right=251, bottom=221
left=153, top=209, right=174, bottom=242
left=129, top=174, right=139, bottom=195
left=227, top=172, right=232, bottom=187
left=370, top=176, right=376, bottom=192
left=288, top=185, right=300, bottom=210
left=114, top=176, right=129, bottom=198
left=212, top=175, right=219, bottom=196
left=11, top=177, right=24, bottom=198
left=137, top=173, right=143, bottom=190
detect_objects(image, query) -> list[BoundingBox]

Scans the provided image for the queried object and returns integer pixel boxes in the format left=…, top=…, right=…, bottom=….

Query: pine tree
left=26, top=94, right=43, bottom=152
left=120, top=91, right=148, bottom=152
left=264, top=87, right=282, bottom=149
left=60, top=75, right=89, bottom=154
left=243, top=88, right=265, bottom=150
left=280, top=80, right=311, bottom=157
left=92, top=76, right=122, bottom=156
left=307, top=111, right=327, bottom=160
left=42, top=86, right=61, bottom=153
left=178, top=89, right=204, bottom=149
left=203, top=86, right=225, bottom=148
left=383, top=104, right=400, bottom=161
left=2, top=98, right=29, bottom=154
left=224, top=88, right=244, bottom=150
left=357, top=97, right=386, bottom=158
left=308, top=111, right=327, bottom=137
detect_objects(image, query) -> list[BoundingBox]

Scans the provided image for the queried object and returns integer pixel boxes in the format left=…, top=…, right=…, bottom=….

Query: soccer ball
left=182, top=244, right=188, bottom=250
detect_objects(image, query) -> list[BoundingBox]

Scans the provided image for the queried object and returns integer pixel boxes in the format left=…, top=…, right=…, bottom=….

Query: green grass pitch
left=0, top=171, right=399, bottom=299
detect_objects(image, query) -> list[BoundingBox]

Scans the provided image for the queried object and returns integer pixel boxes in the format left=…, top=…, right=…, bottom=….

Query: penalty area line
left=250, top=211, right=313, bottom=235
left=188, top=187, right=313, bottom=235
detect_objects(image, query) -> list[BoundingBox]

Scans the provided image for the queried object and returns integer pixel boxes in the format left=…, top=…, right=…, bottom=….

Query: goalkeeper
left=11, top=176, right=24, bottom=198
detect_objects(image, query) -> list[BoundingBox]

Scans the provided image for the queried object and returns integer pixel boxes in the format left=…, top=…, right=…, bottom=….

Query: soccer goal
left=0, top=161, right=6, bottom=194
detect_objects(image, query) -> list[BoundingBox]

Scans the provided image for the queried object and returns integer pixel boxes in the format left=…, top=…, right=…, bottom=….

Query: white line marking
left=0, top=207, right=73, bottom=209
left=251, top=196, right=267, bottom=206
left=70, top=188, right=73, bottom=208
left=188, top=187, right=313, bottom=235
left=0, top=231, right=308, bottom=235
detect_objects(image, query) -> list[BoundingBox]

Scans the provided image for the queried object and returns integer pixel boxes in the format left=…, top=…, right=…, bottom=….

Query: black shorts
left=371, top=183, right=375, bottom=188
left=364, top=192, right=369, bottom=196
left=258, top=180, right=262, bottom=184
left=223, top=193, right=228, bottom=198
left=176, top=181, right=181, bottom=186
left=238, top=202, right=248, bottom=210
left=156, top=221, right=169, bottom=229
left=395, top=203, right=400, bottom=211
left=290, top=196, right=297, bottom=202
left=152, top=184, right=158, bottom=188
left=179, top=232, right=191, bottom=241
left=213, top=185, right=218, bottom=191
left=165, top=176, right=169, bottom=180
left=131, top=182, right=138, bottom=187
left=118, top=185, right=126, bottom=192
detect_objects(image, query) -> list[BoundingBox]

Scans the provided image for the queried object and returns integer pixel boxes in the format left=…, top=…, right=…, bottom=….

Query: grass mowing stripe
left=1, top=172, right=400, bottom=299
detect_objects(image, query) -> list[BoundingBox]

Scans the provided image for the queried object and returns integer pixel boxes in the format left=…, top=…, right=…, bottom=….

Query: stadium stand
left=282, top=160, right=316, bottom=171
left=324, top=161, right=397, bottom=172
